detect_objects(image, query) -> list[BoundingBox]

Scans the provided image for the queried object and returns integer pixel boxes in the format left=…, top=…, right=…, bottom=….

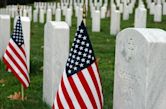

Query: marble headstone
left=0, top=15, right=10, bottom=58
left=134, top=7, right=147, bottom=28
left=114, top=28, right=166, bottom=109
left=43, top=21, right=69, bottom=106
left=92, top=10, right=100, bottom=32
left=110, top=10, right=121, bottom=35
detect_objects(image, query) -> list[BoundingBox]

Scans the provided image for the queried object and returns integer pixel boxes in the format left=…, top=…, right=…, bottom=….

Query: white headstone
left=0, top=15, right=10, bottom=58
left=77, top=7, right=83, bottom=27
left=65, top=8, right=72, bottom=26
left=101, top=6, right=106, bottom=19
left=40, top=9, right=45, bottom=23
left=46, top=9, right=52, bottom=22
left=163, top=2, right=166, bottom=15
left=154, top=4, right=162, bottom=22
left=110, top=10, right=121, bottom=35
left=114, top=28, right=166, bottom=109
left=56, top=8, right=61, bottom=21
left=23, top=9, right=27, bottom=17
left=33, top=10, right=38, bottom=23
left=43, top=21, right=69, bottom=106
left=92, top=10, right=100, bottom=32
left=134, top=7, right=147, bottom=28
left=123, top=4, right=129, bottom=20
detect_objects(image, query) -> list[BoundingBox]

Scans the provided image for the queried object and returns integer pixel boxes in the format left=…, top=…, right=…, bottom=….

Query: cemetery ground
left=1, top=9, right=166, bottom=109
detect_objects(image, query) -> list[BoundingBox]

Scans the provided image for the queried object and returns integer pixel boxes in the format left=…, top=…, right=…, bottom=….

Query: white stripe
left=58, top=84, right=70, bottom=109
left=4, top=54, right=29, bottom=87
left=72, top=74, right=93, bottom=108
left=53, top=96, right=59, bottom=109
left=92, top=63, right=103, bottom=104
left=10, top=39, right=26, bottom=61
left=63, top=72, right=81, bottom=109
left=6, top=46, right=29, bottom=81
left=82, top=68, right=101, bottom=108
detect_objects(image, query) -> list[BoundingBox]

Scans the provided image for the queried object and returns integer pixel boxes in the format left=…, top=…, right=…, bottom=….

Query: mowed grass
left=1, top=7, right=166, bottom=109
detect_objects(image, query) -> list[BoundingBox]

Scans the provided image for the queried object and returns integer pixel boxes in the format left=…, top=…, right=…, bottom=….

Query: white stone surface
left=0, top=15, right=10, bottom=58
left=101, top=6, right=106, bottom=19
left=110, top=10, right=121, bottom=35
left=92, top=10, right=100, bottom=32
left=114, top=28, right=166, bottom=109
left=65, top=8, right=72, bottom=26
left=134, top=7, right=147, bottom=28
left=46, top=9, right=52, bottom=22
left=123, top=4, right=129, bottom=20
left=23, top=9, right=27, bottom=17
left=40, top=9, right=45, bottom=23
left=77, top=7, right=83, bottom=27
left=163, top=2, right=166, bottom=15
left=33, top=10, right=38, bottom=23
left=154, top=4, right=162, bottom=22
left=43, top=21, right=69, bottom=106
left=56, top=8, right=61, bottom=21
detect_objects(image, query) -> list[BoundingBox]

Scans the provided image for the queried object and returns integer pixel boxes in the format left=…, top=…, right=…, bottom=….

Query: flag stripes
left=53, top=62, right=103, bottom=109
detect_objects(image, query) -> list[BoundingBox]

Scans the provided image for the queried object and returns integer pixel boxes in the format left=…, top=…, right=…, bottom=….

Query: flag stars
left=80, top=29, right=84, bottom=33
left=81, top=58, right=85, bottom=62
left=75, top=44, right=79, bottom=48
left=83, top=53, right=87, bottom=57
left=68, top=70, right=71, bottom=74
left=80, top=63, right=84, bottom=67
left=78, top=34, right=82, bottom=38
left=76, top=56, right=80, bottom=60
left=86, top=43, right=89, bottom=47
left=89, top=50, right=92, bottom=53
left=81, top=41, right=85, bottom=45
left=74, top=67, right=77, bottom=71
left=86, top=60, right=90, bottom=64
left=83, top=36, right=87, bottom=40
left=78, top=51, right=82, bottom=55
left=76, top=39, right=80, bottom=43
left=73, top=49, right=77, bottom=53
left=84, top=48, right=88, bottom=52
left=79, top=46, right=83, bottom=50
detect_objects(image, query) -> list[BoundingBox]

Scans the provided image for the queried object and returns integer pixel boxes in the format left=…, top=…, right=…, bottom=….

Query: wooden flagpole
left=83, top=0, right=86, bottom=26
left=17, top=4, right=24, bottom=101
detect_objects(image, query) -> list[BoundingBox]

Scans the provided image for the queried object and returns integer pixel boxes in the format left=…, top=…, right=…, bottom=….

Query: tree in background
left=0, top=0, right=7, bottom=8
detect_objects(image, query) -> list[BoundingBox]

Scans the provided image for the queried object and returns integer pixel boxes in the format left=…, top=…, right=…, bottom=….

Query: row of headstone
left=0, top=14, right=31, bottom=71
left=0, top=5, right=32, bottom=20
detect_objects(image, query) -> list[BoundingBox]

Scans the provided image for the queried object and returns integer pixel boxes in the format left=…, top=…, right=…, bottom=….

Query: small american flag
left=52, top=21, right=103, bottom=109
left=3, top=16, right=30, bottom=88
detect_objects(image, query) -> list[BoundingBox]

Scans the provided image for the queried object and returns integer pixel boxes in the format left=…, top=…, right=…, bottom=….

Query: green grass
left=1, top=8, right=166, bottom=109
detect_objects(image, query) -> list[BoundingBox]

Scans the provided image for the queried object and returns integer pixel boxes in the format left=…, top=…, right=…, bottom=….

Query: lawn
left=0, top=6, right=166, bottom=109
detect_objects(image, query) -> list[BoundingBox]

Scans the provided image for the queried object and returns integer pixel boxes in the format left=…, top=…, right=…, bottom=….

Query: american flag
left=3, top=16, right=30, bottom=88
left=52, top=21, right=103, bottom=109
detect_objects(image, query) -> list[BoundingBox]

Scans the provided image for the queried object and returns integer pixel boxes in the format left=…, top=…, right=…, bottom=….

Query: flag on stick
left=52, top=21, right=103, bottom=109
left=3, top=16, right=30, bottom=89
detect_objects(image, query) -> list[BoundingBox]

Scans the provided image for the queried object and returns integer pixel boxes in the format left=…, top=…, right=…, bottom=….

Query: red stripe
left=9, top=43, right=28, bottom=70
left=52, top=104, right=55, bottom=109
left=20, top=46, right=26, bottom=57
left=68, top=76, right=87, bottom=108
left=3, top=57, right=28, bottom=89
left=61, top=77, right=75, bottom=109
left=5, top=50, right=30, bottom=83
left=57, top=92, right=64, bottom=109
left=95, top=61, right=103, bottom=87
left=88, top=64, right=103, bottom=108
left=77, top=71, right=98, bottom=108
